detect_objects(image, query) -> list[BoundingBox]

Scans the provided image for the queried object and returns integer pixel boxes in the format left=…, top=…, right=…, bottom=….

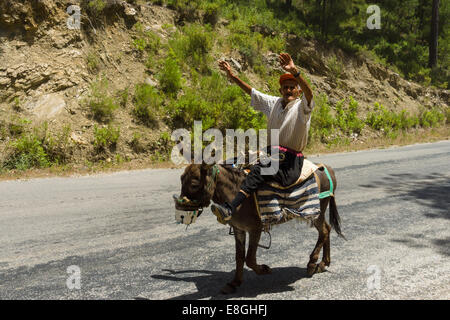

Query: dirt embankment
left=0, top=0, right=448, bottom=169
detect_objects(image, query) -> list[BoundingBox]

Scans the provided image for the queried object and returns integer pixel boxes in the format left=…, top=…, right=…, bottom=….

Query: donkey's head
left=174, top=163, right=219, bottom=211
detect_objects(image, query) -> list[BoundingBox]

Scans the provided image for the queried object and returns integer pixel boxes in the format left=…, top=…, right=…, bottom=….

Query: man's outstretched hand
left=218, top=59, right=252, bottom=95
left=218, top=60, right=234, bottom=78
left=279, top=53, right=297, bottom=74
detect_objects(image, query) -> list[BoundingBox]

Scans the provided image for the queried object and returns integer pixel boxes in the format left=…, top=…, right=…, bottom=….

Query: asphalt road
left=0, top=141, right=449, bottom=300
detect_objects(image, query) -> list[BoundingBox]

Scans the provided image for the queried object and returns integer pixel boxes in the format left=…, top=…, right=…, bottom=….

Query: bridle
left=174, top=164, right=221, bottom=212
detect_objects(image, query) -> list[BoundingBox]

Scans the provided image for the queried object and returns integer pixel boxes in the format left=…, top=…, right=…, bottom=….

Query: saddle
left=251, top=159, right=326, bottom=228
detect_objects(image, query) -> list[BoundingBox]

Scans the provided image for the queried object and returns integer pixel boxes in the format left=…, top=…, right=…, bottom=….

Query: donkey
left=176, top=162, right=344, bottom=294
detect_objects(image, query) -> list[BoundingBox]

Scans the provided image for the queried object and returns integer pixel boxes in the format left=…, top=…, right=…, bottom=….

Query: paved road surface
left=0, top=141, right=449, bottom=300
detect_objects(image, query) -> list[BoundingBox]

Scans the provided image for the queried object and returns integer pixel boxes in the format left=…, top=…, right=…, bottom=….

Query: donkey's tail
left=329, top=195, right=346, bottom=240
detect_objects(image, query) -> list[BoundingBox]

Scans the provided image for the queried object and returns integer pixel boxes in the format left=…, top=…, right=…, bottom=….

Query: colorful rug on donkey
left=255, top=174, right=321, bottom=227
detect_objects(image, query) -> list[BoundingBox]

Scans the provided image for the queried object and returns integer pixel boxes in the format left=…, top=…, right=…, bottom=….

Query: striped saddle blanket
left=255, top=167, right=321, bottom=227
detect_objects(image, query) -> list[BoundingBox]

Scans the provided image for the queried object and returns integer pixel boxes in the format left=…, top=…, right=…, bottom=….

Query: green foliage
left=4, top=132, right=50, bottom=170
left=133, top=83, right=161, bottom=127
left=419, top=106, right=446, bottom=128
left=166, top=69, right=266, bottom=134
left=84, top=77, right=119, bottom=122
left=12, top=97, right=21, bottom=111
left=365, top=103, right=427, bottom=134
left=130, top=132, right=145, bottom=153
left=169, top=23, right=213, bottom=73
left=335, top=97, right=365, bottom=135
left=158, top=49, right=183, bottom=96
left=86, top=51, right=100, bottom=73
left=2, top=122, right=72, bottom=170
left=117, top=87, right=129, bottom=107
left=326, top=55, right=343, bottom=82
left=86, top=0, right=106, bottom=15
left=8, top=117, right=30, bottom=137
left=132, top=22, right=161, bottom=55
left=201, top=1, right=221, bottom=26
left=93, top=125, right=120, bottom=151
left=310, top=93, right=334, bottom=143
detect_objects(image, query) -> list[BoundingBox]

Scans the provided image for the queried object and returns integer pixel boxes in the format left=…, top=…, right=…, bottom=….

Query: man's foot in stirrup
left=211, top=203, right=233, bottom=224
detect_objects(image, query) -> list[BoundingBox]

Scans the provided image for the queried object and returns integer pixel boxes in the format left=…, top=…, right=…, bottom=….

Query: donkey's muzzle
left=173, top=194, right=203, bottom=225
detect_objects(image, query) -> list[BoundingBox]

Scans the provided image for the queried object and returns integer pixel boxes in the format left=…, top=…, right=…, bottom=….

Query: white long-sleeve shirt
left=250, top=88, right=315, bottom=152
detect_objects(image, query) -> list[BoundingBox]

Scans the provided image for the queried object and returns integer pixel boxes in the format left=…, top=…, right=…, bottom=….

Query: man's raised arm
left=218, top=60, right=252, bottom=96
left=278, top=53, right=313, bottom=105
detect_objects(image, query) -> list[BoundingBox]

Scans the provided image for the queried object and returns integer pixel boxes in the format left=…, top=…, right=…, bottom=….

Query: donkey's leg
left=319, top=197, right=332, bottom=270
left=221, top=227, right=246, bottom=294
left=307, top=212, right=327, bottom=276
left=245, top=229, right=272, bottom=275
left=320, top=221, right=332, bottom=268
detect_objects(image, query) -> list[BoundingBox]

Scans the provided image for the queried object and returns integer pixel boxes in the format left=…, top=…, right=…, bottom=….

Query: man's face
left=279, top=80, right=301, bottom=104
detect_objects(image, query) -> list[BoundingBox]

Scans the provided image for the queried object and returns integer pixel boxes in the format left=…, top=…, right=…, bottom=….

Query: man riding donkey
left=212, top=53, right=314, bottom=222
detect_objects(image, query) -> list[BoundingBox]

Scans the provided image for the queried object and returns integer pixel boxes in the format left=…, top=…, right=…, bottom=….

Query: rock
left=70, top=132, right=87, bottom=145
left=0, top=76, right=10, bottom=88
left=145, top=77, right=158, bottom=87
left=230, top=58, right=242, bottom=72
left=26, top=93, right=67, bottom=119
left=124, top=7, right=137, bottom=16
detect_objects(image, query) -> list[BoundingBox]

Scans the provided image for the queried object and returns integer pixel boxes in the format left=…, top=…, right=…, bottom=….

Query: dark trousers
left=240, top=146, right=304, bottom=195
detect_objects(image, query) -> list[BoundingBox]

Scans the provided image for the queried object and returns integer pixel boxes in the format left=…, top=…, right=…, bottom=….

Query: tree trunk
left=322, top=0, right=327, bottom=36
left=428, top=0, right=439, bottom=68
left=285, top=0, right=292, bottom=9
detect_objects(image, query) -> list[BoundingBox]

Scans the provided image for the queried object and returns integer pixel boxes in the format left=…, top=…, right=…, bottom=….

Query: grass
left=133, top=83, right=161, bottom=127
left=158, top=49, right=183, bottom=97
left=93, top=124, right=120, bottom=152
left=84, top=77, right=119, bottom=122
left=2, top=122, right=73, bottom=170
left=131, top=22, right=162, bottom=56
left=86, top=51, right=101, bottom=73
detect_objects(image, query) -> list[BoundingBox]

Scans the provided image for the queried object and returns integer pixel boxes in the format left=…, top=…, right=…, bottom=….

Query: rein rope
left=206, top=164, right=220, bottom=193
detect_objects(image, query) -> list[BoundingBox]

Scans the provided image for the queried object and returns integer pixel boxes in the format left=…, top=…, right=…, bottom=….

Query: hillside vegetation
left=0, top=0, right=448, bottom=174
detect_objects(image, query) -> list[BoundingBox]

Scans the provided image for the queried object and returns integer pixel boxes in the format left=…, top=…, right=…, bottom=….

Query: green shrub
left=365, top=103, right=430, bottom=134
left=8, top=117, right=31, bottom=137
left=93, top=125, right=120, bottom=151
left=228, top=33, right=261, bottom=67
left=201, top=2, right=221, bottom=26
left=335, top=97, right=365, bottom=135
left=84, top=77, right=119, bottom=122
left=132, top=22, right=161, bottom=55
left=327, top=55, right=343, bottom=82
left=5, top=134, right=50, bottom=170
left=169, top=23, right=213, bottom=72
left=130, top=132, right=145, bottom=153
left=86, top=0, right=106, bottom=16
left=86, top=51, right=100, bottom=73
left=133, top=83, right=161, bottom=127
left=36, top=122, right=73, bottom=165
left=12, top=97, right=21, bottom=111
left=310, top=93, right=334, bottom=143
left=158, top=50, right=183, bottom=96
left=117, top=87, right=129, bottom=107
left=168, top=89, right=217, bottom=130
left=419, top=107, right=445, bottom=128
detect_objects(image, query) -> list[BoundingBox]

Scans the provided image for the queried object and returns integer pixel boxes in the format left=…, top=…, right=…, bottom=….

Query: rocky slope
left=0, top=0, right=448, bottom=167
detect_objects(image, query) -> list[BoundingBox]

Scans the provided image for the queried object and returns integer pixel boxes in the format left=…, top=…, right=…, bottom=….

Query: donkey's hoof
left=307, top=263, right=319, bottom=277
left=260, top=264, right=272, bottom=274
left=307, top=263, right=327, bottom=277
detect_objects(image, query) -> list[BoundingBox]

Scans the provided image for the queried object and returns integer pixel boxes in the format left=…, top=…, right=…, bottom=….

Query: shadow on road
left=149, top=266, right=309, bottom=300
left=360, top=172, right=450, bottom=219
left=360, top=172, right=450, bottom=256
